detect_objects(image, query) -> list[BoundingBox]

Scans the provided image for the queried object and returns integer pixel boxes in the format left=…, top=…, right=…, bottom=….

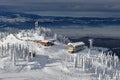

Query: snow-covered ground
left=0, top=28, right=120, bottom=80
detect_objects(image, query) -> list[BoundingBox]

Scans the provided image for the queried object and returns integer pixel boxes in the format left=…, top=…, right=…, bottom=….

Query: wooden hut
left=67, top=42, right=85, bottom=53
left=40, top=40, right=54, bottom=46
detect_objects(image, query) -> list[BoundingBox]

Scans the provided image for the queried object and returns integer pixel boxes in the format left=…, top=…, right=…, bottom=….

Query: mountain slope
left=0, top=28, right=120, bottom=80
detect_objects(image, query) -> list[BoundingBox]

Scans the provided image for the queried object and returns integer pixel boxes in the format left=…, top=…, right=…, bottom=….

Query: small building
left=28, top=52, right=36, bottom=57
left=40, top=40, right=55, bottom=46
left=67, top=42, right=85, bottom=53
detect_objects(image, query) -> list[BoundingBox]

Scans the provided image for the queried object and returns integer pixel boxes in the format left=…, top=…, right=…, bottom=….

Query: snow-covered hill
left=0, top=27, right=120, bottom=80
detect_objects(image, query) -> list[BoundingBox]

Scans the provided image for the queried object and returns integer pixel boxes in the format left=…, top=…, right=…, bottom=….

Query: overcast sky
left=0, top=0, right=120, bottom=17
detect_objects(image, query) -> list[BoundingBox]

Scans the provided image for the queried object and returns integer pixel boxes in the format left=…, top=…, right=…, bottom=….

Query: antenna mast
left=35, top=20, right=39, bottom=28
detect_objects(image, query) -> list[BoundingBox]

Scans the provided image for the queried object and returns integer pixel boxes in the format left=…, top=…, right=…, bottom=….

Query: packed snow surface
left=0, top=28, right=120, bottom=80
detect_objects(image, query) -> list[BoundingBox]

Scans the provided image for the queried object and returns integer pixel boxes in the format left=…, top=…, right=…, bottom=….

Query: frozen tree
left=95, top=67, right=98, bottom=74
left=98, top=73, right=102, bottom=80
left=26, top=54, right=29, bottom=64
left=82, top=56, right=85, bottom=71
left=74, top=55, right=77, bottom=68
left=54, top=33, right=57, bottom=40
left=12, top=50, right=16, bottom=66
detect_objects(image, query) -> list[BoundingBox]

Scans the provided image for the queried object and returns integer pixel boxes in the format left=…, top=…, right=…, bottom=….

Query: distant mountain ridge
left=0, top=11, right=120, bottom=31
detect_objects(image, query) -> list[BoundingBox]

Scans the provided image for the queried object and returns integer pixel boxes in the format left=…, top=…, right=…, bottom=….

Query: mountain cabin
left=40, top=40, right=55, bottom=46
left=67, top=42, right=85, bottom=53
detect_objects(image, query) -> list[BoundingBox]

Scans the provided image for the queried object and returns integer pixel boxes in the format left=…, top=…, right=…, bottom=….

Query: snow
left=0, top=28, right=120, bottom=80
left=0, top=34, right=24, bottom=45
left=68, top=42, right=85, bottom=47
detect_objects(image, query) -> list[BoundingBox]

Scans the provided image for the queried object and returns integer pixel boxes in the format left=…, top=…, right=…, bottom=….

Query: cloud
left=1, top=2, right=120, bottom=12
left=53, top=26, right=120, bottom=38
left=0, top=0, right=120, bottom=16
left=0, top=0, right=120, bottom=3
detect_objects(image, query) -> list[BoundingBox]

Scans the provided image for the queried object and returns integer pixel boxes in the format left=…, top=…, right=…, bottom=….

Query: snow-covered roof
left=41, top=39, right=55, bottom=42
left=68, top=42, right=85, bottom=47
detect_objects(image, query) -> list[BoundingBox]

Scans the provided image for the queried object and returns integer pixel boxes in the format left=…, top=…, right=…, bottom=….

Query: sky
left=0, top=0, right=120, bottom=17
